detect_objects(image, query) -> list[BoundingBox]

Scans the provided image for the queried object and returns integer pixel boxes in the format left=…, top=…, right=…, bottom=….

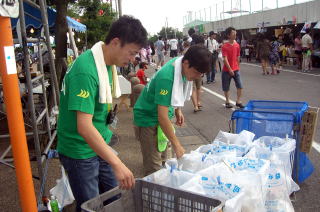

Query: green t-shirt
left=133, top=58, right=178, bottom=127
left=57, top=50, right=113, bottom=159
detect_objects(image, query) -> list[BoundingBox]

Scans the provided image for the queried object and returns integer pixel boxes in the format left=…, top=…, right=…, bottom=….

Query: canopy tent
left=10, top=1, right=86, bottom=33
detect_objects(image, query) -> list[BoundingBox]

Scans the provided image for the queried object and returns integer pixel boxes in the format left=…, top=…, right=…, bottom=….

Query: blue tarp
left=11, top=2, right=86, bottom=33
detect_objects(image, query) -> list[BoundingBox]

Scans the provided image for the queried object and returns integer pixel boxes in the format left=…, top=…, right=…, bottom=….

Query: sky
left=122, top=0, right=216, bottom=35
left=121, top=0, right=308, bottom=35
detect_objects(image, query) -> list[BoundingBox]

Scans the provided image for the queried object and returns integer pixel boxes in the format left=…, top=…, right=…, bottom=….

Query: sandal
left=193, top=108, right=202, bottom=113
left=236, top=103, right=245, bottom=109
left=198, top=104, right=203, bottom=108
left=225, top=103, right=233, bottom=108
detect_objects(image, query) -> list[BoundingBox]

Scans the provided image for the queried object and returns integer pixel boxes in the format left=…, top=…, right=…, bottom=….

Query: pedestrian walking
left=169, top=36, right=178, bottom=58
left=150, top=41, right=156, bottom=63
left=155, top=36, right=165, bottom=70
left=57, top=15, right=147, bottom=211
left=205, top=31, right=219, bottom=83
left=221, top=27, right=244, bottom=109
left=189, top=33, right=205, bottom=112
left=270, top=36, right=281, bottom=75
left=294, top=34, right=303, bottom=70
left=301, top=28, right=313, bottom=72
left=257, top=35, right=271, bottom=75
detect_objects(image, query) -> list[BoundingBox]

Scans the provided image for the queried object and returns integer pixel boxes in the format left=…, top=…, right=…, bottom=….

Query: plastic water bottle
left=50, top=195, right=59, bottom=212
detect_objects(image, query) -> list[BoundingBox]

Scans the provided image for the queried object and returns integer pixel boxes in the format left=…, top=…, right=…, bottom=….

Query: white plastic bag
left=196, top=163, right=266, bottom=212
left=143, top=167, right=196, bottom=188
left=165, top=153, right=222, bottom=173
left=179, top=168, right=245, bottom=212
left=212, top=130, right=255, bottom=156
left=253, top=136, right=295, bottom=176
left=247, top=136, right=299, bottom=195
left=214, top=130, right=255, bottom=146
left=50, top=166, right=75, bottom=209
left=194, top=144, right=238, bottom=157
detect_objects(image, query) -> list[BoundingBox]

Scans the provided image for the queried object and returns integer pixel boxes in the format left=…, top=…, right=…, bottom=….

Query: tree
left=47, top=0, right=116, bottom=86
left=158, top=27, right=183, bottom=40
left=73, top=0, right=116, bottom=48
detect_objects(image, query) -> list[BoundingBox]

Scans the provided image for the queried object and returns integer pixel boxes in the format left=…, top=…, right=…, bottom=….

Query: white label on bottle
left=4, top=46, right=17, bottom=75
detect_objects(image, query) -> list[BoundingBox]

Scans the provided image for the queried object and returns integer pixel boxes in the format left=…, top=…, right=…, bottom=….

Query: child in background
left=245, top=47, right=250, bottom=62
left=136, top=62, right=148, bottom=85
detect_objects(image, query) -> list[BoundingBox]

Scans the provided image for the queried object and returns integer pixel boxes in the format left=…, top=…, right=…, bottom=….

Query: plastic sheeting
left=11, top=1, right=86, bottom=33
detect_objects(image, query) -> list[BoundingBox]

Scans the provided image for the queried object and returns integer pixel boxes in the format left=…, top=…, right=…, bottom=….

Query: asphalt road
left=181, top=62, right=320, bottom=212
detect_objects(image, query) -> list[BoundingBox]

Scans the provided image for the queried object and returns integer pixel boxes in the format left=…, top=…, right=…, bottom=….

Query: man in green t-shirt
left=133, top=46, right=212, bottom=176
left=57, top=16, right=147, bottom=211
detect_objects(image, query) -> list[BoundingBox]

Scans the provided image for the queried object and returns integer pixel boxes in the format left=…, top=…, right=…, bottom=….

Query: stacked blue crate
left=231, top=100, right=314, bottom=183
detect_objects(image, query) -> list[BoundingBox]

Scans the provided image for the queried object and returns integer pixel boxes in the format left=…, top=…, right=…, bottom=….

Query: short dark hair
left=139, top=62, right=147, bottom=69
left=191, top=34, right=204, bottom=45
left=305, top=28, right=311, bottom=34
left=188, top=28, right=195, bottom=36
left=209, top=31, right=215, bottom=36
left=182, top=45, right=212, bottom=74
left=105, top=15, right=147, bottom=47
left=225, top=27, right=236, bottom=37
left=158, top=36, right=163, bottom=40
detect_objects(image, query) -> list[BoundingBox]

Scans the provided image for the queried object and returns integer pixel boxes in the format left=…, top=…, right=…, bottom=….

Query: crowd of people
left=255, top=28, right=316, bottom=74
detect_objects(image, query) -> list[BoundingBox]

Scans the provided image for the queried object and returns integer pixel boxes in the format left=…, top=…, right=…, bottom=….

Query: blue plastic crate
left=244, top=100, right=308, bottom=122
left=231, top=100, right=314, bottom=183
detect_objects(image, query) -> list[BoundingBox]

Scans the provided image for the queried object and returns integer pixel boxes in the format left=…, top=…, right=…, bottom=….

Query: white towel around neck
left=91, top=41, right=121, bottom=104
left=171, top=56, right=193, bottom=107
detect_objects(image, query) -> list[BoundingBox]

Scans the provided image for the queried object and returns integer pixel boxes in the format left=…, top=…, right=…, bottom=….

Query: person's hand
left=175, top=109, right=184, bottom=127
left=172, top=143, right=185, bottom=159
left=112, top=162, right=135, bottom=190
left=228, top=70, right=235, bottom=76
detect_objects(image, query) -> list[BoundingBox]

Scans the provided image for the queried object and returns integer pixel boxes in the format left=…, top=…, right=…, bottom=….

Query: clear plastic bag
left=212, top=130, right=255, bottom=156
left=50, top=166, right=75, bottom=209
left=143, top=166, right=196, bottom=188
left=165, top=153, right=222, bottom=173
left=214, top=130, right=255, bottom=146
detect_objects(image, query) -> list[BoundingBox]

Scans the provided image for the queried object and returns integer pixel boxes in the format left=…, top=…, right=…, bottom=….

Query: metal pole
left=276, top=0, right=278, bottom=9
left=118, top=0, right=122, bottom=17
left=115, top=0, right=119, bottom=18
left=68, top=26, right=79, bottom=58
left=204, top=8, right=206, bottom=21
left=249, top=0, right=252, bottom=13
left=164, top=18, right=167, bottom=39
left=18, top=0, right=44, bottom=202
left=216, top=4, right=218, bottom=20
left=223, top=1, right=225, bottom=19
left=210, top=6, right=212, bottom=21
left=38, top=0, right=59, bottom=105
left=0, top=16, right=37, bottom=212
left=262, top=0, right=264, bottom=11
left=231, top=0, right=233, bottom=18
left=37, top=40, right=52, bottom=142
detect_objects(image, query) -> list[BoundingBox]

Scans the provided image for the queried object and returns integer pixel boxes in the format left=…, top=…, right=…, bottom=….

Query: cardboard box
left=300, top=107, right=319, bottom=153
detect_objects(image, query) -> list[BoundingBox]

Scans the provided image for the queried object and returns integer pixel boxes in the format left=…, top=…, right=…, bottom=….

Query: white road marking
left=312, top=142, right=320, bottom=153
left=241, top=62, right=320, bottom=77
left=202, top=86, right=320, bottom=154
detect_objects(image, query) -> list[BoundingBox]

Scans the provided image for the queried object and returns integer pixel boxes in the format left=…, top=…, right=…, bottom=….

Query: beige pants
left=134, top=125, right=172, bottom=176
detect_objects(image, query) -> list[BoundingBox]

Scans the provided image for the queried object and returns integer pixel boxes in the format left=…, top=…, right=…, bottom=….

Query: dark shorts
left=170, top=50, right=178, bottom=57
left=222, top=70, right=243, bottom=91
left=295, top=50, right=302, bottom=55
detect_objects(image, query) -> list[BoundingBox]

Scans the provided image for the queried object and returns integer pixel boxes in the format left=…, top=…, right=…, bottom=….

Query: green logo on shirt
left=77, top=89, right=90, bottom=98
left=160, top=89, right=168, bottom=95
